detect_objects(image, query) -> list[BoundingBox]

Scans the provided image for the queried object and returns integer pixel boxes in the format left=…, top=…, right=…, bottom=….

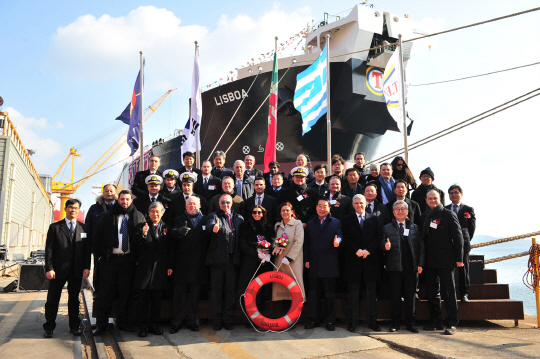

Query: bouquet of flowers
left=256, top=236, right=271, bottom=252
left=273, top=233, right=288, bottom=250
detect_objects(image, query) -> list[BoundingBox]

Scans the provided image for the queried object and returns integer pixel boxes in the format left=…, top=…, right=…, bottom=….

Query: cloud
left=4, top=107, right=63, bottom=173
left=44, top=5, right=312, bottom=88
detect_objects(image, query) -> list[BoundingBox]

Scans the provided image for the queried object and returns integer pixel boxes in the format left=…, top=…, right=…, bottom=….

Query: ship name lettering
left=214, top=89, right=249, bottom=106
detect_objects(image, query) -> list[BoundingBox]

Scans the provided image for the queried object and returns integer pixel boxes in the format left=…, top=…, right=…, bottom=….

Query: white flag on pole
left=382, top=49, right=411, bottom=133
left=182, top=46, right=202, bottom=154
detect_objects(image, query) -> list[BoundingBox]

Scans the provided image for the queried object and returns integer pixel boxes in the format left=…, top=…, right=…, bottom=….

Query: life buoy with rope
left=244, top=271, right=303, bottom=331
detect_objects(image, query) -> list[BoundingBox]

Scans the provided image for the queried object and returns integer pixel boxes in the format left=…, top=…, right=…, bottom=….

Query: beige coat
left=272, top=218, right=305, bottom=301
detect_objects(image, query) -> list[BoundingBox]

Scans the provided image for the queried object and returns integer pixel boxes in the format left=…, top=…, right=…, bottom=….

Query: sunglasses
left=252, top=211, right=263, bottom=214
left=220, top=201, right=231, bottom=204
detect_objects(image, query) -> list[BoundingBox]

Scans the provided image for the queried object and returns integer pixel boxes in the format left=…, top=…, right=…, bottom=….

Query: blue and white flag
left=182, top=46, right=202, bottom=155
left=293, top=45, right=327, bottom=135
left=382, top=49, right=411, bottom=133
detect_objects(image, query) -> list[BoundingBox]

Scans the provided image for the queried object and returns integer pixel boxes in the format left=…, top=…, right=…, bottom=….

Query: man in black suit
left=159, top=169, right=182, bottom=199
left=169, top=196, right=211, bottom=333
left=211, top=150, right=234, bottom=179
left=263, top=161, right=288, bottom=189
left=420, top=190, right=464, bottom=335
left=244, top=155, right=263, bottom=180
left=307, top=164, right=329, bottom=197
left=171, top=172, right=207, bottom=217
left=92, top=190, right=146, bottom=335
left=342, top=168, right=364, bottom=199
left=177, top=151, right=203, bottom=177
left=342, top=194, right=382, bottom=332
left=352, top=152, right=369, bottom=186
left=194, top=160, right=222, bottom=201
left=205, top=194, right=244, bottom=331
left=207, top=176, right=245, bottom=215
left=446, top=185, right=476, bottom=302
left=232, top=160, right=254, bottom=200
left=386, top=179, right=422, bottom=226
left=132, top=175, right=172, bottom=224
left=374, top=162, right=396, bottom=205
left=280, top=167, right=319, bottom=227
left=363, top=182, right=391, bottom=228
left=244, top=177, right=278, bottom=226
left=131, top=155, right=163, bottom=198
left=265, top=172, right=285, bottom=202
left=324, top=176, right=353, bottom=222
left=43, top=198, right=91, bottom=338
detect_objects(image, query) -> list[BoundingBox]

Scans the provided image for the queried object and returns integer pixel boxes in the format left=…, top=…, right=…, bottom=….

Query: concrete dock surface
left=1, top=276, right=539, bottom=359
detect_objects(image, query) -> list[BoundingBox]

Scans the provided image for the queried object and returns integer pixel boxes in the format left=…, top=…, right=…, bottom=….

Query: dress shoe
left=43, top=330, right=54, bottom=338
left=444, top=326, right=457, bottom=335
left=70, top=327, right=83, bottom=336
left=92, top=326, right=107, bottom=336
left=170, top=324, right=181, bottom=334
left=423, top=322, right=444, bottom=331
left=188, top=323, right=199, bottom=332
left=368, top=322, right=382, bottom=332
left=117, top=323, right=135, bottom=332
left=213, top=320, right=223, bottom=331
left=304, top=320, right=320, bottom=329
left=149, top=326, right=163, bottom=335
left=326, top=323, right=335, bottom=331
left=138, top=329, right=148, bottom=337
left=223, top=323, right=234, bottom=330
left=389, top=324, right=400, bottom=332
left=347, top=322, right=357, bottom=332
left=406, top=325, right=420, bottom=333
left=461, top=294, right=469, bottom=302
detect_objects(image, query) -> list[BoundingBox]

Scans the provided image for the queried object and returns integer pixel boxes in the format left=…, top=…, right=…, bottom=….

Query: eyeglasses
left=394, top=208, right=408, bottom=212
left=252, top=211, right=263, bottom=214
left=449, top=191, right=461, bottom=195
left=396, top=163, right=404, bottom=167
left=220, top=201, right=231, bottom=204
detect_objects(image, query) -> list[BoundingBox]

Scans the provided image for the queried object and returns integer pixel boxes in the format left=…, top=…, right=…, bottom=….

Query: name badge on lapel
left=202, top=225, right=206, bottom=230
left=330, top=200, right=337, bottom=205
left=430, top=222, right=438, bottom=229
left=403, top=229, right=410, bottom=236
left=81, top=233, right=87, bottom=238
left=296, top=195, right=304, bottom=202
left=208, top=185, right=215, bottom=190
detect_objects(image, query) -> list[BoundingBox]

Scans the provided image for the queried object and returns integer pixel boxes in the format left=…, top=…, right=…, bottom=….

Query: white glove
left=264, top=253, right=271, bottom=263
left=282, top=257, right=290, bottom=265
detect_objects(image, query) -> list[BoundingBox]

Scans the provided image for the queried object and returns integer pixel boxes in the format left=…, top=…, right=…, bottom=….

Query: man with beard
left=307, top=164, right=329, bottom=197
left=194, top=160, right=222, bottom=201
left=420, top=190, right=464, bottom=335
left=324, top=176, right=353, bottom=222
left=131, top=155, right=163, bottom=198
left=207, top=176, right=245, bottom=215
left=92, top=190, right=146, bottom=335
left=170, top=172, right=207, bottom=217
left=159, top=169, right=182, bottom=199
left=280, top=166, right=319, bottom=228
left=411, top=167, right=445, bottom=213
left=244, top=177, right=278, bottom=226
left=342, top=168, right=364, bottom=199
left=133, top=175, right=172, bottom=223
left=86, top=184, right=117, bottom=296
left=263, top=161, right=288, bottom=189
left=386, top=180, right=422, bottom=226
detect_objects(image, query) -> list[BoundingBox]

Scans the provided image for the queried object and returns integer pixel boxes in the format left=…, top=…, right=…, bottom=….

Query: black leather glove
left=178, top=221, right=191, bottom=237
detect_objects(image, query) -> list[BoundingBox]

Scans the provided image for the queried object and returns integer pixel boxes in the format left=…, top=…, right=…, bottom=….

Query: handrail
left=471, top=231, right=540, bottom=249
left=0, top=111, right=52, bottom=205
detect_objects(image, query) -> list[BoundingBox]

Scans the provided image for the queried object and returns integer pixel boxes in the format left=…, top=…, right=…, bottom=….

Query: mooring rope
left=484, top=252, right=529, bottom=265
left=523, top=243, right=540, bottom=291
left=471, top=231, right=540, bottom=249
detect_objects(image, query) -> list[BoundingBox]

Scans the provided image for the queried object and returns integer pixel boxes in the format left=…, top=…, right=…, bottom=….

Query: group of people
left=42, top=150, right=476, bottom=338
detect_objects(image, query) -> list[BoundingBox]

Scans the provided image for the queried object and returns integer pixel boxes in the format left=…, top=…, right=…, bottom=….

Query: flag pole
left=139, top=51, right=145, bottom=172
left=194, top=41, right=201, bottom=169
left=398, top=35, right=409, bottom=164
left=325, top=34, right=331, bottom=169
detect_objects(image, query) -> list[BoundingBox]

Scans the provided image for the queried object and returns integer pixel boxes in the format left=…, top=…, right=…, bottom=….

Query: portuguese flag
left=264, top=51, right=278, bottom=172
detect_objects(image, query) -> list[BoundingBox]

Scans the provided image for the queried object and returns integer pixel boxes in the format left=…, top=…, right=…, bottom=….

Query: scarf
left=418, top=183, right=435, bottom=196
left=422, top=203, right=444, bottom=238
left=379, top=176, right=396, bottom=202
left=112, top=202, right=136, bottom=215
left=185, top=210, right=202, bottom=227
left=292, top=182, right=307, bottom=195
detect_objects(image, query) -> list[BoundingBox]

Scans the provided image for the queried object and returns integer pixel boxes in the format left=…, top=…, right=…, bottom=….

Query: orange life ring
left=244, top=270, right=303, bottom=331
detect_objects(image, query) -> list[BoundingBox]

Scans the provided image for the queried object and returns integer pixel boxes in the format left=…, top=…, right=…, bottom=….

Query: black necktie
left=399, top=222, right=405, bottom=241
left=453, top=204, right=459, bottom=214
left=106, top=203, right=113, bottom=210
left=151, top=197, right=155, bottom=203
left=366, top=203, right=372, bottom=214
left=204, top=177, right=208, bottom=188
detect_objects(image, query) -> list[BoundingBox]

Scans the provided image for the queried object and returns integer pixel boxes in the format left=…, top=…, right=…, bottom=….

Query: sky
left=1, top=0, right=539, bottom=239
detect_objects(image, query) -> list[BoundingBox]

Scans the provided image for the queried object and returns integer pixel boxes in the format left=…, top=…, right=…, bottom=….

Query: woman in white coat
left=272, top=202, right=305, bottom=302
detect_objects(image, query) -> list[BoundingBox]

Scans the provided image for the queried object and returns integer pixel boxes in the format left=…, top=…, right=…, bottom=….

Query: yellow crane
left=52, top=88, right=176, bottom=219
